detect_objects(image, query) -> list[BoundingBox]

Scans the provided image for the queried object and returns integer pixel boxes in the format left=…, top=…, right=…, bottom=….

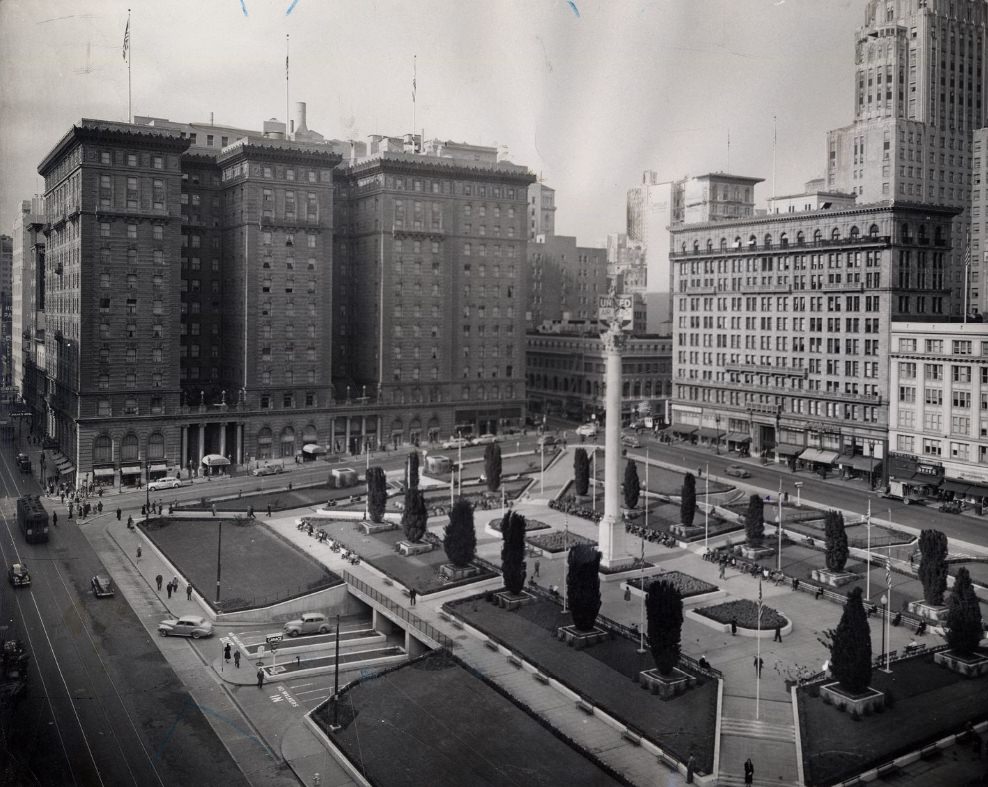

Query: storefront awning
left=800, top=448, right=839, bottom=465
left=665, top=423, right=698, bottom=435
left=148, top=463, right=168, bottom=473
left=840, top=455, right=881, bottom=472
left=201, top=454, right=230, bottom=467
left=940, top=478, right=971, bottom=495
left=120, top=465, right=142, bottom=475
left=775, top=442, right=805, bottom=456
left=963, top=481, right=988, bottom=497
left=726, top=432, right=751, bottom=443
left=92, top=467, right=115, bottom=478
left=696, top=427, right=726, bottom=440
left=59, top=465, right=75, bottom=477
left=302, top=443, right=327, bottom=455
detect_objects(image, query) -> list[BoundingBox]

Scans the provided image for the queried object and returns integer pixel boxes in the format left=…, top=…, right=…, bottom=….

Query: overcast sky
left=0, top=0, right=862, bottom=245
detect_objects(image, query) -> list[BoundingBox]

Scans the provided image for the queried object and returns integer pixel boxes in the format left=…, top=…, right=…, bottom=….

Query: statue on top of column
left=221, top=389, right=227, bottom=406
left=200, top=390, right=205, bottom=406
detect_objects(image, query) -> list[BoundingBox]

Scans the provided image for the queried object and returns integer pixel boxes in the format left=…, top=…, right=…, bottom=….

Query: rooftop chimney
left=295, top=102, right=309, bottom=135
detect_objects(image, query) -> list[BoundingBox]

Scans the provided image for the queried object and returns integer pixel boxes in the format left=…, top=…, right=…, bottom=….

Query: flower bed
left=487, top=517, right=551, bottom=533
left=526, top=531, right=597, bottom=553
left=627, top=570, right=718, bottom=599
left=694, top=599, right=787, bottom=630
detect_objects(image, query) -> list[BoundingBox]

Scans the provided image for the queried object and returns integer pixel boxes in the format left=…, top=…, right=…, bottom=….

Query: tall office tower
left=668, top=200, right=961, bottom=483
left=606, top=233, right=647, bottom=294
left=332, top=138, right=534, bottom=444
left=0, top=234, right=12, bottom=387
left=527, top=235, right=608, bottom=327
left=10, top=199, right=46, bottom=418
left=826, top=0, right=988, bottom=315
left=527, top=181, right=556, bottom=240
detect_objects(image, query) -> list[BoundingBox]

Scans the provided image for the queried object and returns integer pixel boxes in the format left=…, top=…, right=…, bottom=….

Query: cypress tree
left=680, top=472, right=697, bottom=528
left=407, top=451, right=420, bottom=489
left=400, top=487, right=427, bottom=543
left=573, top=448, right=590, bottom=497
left=366, top=466, right=387, bottom=524
left=824, top=509, right=849, bottom=572
left=831, top=587, right=873, bottom=695
left=623, top=460, right=640, bottom=510
left=443, top=498, right=477, bottom=568
left=484, top=442, right=502, bottom=493
left=646, top=579, right=684, bottom=676
left=566, top=544, right=602, bottom=632
left=500, top=511, right=527, bottom=595
left=945, top=567, right=983, bottom=657
left=918, top=529, right=949, bottom=606
left=745, top=494, right=765, bottom=545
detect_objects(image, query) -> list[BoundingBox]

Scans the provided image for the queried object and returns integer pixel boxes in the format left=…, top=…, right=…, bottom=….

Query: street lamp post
left=777, top=478, right=783, bottom=573
left=880, top=592, right=888, bottom=672
left=704, top=463, right=709, bottom=551
left=591, top=447, right=597, bottom=512
left=865, top=500, right=872, bottom=601
left=714, top=415, right=721, bottom=455
left=638, top=450, right=648, bottom=654
left=145, top=458, right=151, bottom=514
left=561, top=514, right=569, bottom=613
left=215, top=518, right=223, bottom=603
left=457, top=428, right=463, bottom=497
left=794, top=482, right=803, bottom=508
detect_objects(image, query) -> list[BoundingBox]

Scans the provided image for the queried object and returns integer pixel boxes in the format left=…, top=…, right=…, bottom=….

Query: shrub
left=918, top=529, right=948, bottom=606
left=484, top=442, right=502, bottom=493
left=634, top=571, right=717, bottom=599
left=744, top=494, right=764, bottom=545
left=400, top=487, right=427, bottom=543
left=824, top=509, right=849, bottom=572
left=573, top=448, right=590, bottom=497
left=566, top=544, right=602, bottom=632
left=623, top=460, right=640, bottom=510
left=831, top=587, right=873, bottom=695
left=680, top=473, right=697, bottom=528
left=407, top=451, right=420, bottom=489
left=944, top=566, right=983, bottom=657
left=646, top=580, right=683, bottom=676
left=365, top=466, right=387, bottom=523
left=500, top=511, right=527, bottom=595
left=443, top=498, right=477, bottom=568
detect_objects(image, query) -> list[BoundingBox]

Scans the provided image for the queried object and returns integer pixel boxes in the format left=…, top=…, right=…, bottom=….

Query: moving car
left=725, top=464, right=750, bottom=478
left=91, top=574, right=115, bottom=598
left=158, top=615, right=214, bottom=639
left=8, top=563, right=30, bottom=588
left=621, top=434, right=641, bottom=449
left=147, top=476, right=182, bottom=491
left=251, top=464, right=285, bottom=477
left=470, top=434, right=499, bottom=446
left=15, top=453, right=31, bottom=474
left=575, top=423, right=598, bottom=438
left=536, top=434, right=557, bottom=450
left=283, top=612, right=330, bottom=637
left=441, top=436, right=470, bottom=450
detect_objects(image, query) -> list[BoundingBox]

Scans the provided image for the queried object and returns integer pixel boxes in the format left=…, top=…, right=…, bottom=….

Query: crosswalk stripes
left=720, top=715, right=797, bottom=743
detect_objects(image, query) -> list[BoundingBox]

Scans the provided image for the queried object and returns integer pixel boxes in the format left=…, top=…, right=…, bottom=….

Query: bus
left=17, top=496, right=49, bottom=544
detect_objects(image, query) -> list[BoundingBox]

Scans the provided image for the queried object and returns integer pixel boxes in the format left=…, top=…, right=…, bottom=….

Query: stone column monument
left=597, top=293, right=635, bottom=571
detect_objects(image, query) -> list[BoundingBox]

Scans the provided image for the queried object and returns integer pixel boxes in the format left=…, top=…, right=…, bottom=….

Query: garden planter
left=934, top=649, right=988, bottom=677
left=670, top=524, right=705, bottom=539
left=556, top=625, right=608, bottom=649
left=811, top=568, right=858, bottom=588
left=573, top=494, right=591, bottom=504
left=494, top=589, right=536, bottom=611
left=740, top=545, right=776, bottom=561
left=820, top=682, right=885, bottom=715
left=439, top=563, right=480, bottom=581
left=360, top=520, right=398, bottom=535
left=638, top=667, right=694, bottom=698
left=622, top=508, right=642, bottom=520
left=906, top=600, right=949, bottom=623
left=397, top=540, right=435, bottom=557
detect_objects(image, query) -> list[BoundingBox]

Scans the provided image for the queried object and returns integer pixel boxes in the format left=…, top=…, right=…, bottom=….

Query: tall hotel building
left=826, top=0, right=988, bottom=315
left=32, top=115, right=532, bottom=485
left=668, top=200, right=961, bottom=478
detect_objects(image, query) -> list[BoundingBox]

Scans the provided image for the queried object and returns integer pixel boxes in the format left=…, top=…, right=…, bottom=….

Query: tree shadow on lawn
left=447, top=595, right=718, bottom=773
left=797, top=652, right=988, bottom=786
left=141, top=517, right=342, bottom=612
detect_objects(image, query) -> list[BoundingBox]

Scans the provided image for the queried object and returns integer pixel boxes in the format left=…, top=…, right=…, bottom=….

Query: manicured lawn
left=797, top=651, right=988, bottom=785
left=141, top=517, right=342, bottom=611
left=176, top=481, right=361, bottom=513
left=591, top=461, right=732, bottom=496
left=627, top=570, right=718, bottom=599
left=313, top=652, right=629, bottom=787
left=526, top=530, right=597, bottom=552
left=694, top=599, right=787, bottom=630
left=445, top=595, right=719, bottom=774
left=486, top=516, right=551, bottom=532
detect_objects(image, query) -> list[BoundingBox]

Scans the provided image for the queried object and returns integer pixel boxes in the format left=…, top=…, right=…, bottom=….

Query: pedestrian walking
left=211, top=503, right=217, bottom=517
left=623, top=586, right=631, bottom=601
left=774, top=625, right=782, bottom=643
left=136, top=546, right=142, bottom=562
left=719, top=562, right=726, bottom=580
left=224, top=643, right=231, bottom=662
left=686, top=753, right=696, bottom=784
left=257, top=668, right=265, bottom=689
left=534, top=560, right=540, bottom=579
left=116, top=507, right=122, bottom=520
left=97, top=501, right=103, bottom=514
left=267, top=505, right=272, bottom=518
left=171, top=576, right=178, bottom=592
left=156, top=574, right=163, bottom=591
left=186, top=583, right=193, bottom=601
left=234, top=650, right=241, bottom=668
left=68, top=503, right=73, bottom=519
left=754, top=656, right=763, bottom=678
left=730, top=618, right=738, bottom=636
left=52, top=511, right=57, bottom=527
left=166, top=581, right=173, bottom=599
left=744, top=757, right=754, bottom=786
left=409, top=588, right=417, bottom=606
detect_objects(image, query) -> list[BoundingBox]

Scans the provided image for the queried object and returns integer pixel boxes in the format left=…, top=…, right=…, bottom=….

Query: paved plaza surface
left=54, top=431, right=988, bottom=787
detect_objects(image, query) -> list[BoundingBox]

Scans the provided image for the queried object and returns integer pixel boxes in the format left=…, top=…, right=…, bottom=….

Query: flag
left=286, top=54, right=289, bottom=79
left=122, top=18, right=130, bottom=61
left=886, top=559, right=892, bottom=589
left=412, top=55, right=417, bottom=102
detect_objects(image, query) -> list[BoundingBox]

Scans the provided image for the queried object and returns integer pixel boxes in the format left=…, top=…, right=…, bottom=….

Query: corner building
left=669, top=201, right=961, bottom=481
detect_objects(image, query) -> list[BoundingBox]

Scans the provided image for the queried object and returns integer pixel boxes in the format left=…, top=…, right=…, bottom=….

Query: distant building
left=527, top=235, right=607, bottom=326
left=526, top=327, right=672, bottom=424
left=607, top=233, right=646, bottom=294
left=10, top=198, right=46, bottom=421
left=527, top=182, right=556, bottom=240
left=767, top=180, right=857, bottom=215
left=0, top=234, right=11, bottom=387
left=888, top=321, right=988, bottom=508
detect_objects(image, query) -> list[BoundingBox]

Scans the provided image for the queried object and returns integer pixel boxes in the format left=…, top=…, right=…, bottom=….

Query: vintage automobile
left=158, top=615, right=214, bottom=639
left=725, top=464, right=751, bottom=479
left=91, top=574, right=115, bottom=598
left=283, top=612, right=330, bottom=637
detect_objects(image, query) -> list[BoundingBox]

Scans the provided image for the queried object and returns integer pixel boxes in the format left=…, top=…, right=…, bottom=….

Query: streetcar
left=16, top=495, right=49, bottom=544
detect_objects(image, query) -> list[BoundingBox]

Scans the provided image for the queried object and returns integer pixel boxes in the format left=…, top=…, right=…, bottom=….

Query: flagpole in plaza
left=884, top=557, right=893, bottom=673
left=123, top=10, right=132, bottom=122
left=285, top=34, right=290, bottom=139
left=756, top=579, right=763, bottom=720
left=865, top=500, right=872, bottom=601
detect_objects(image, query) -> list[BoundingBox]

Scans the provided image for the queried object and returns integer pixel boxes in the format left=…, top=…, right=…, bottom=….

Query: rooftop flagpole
left=412, top=55, right=417, bottom=143
left=123, top=9, right=132, bottom=122
left=286, top=34, right=290, bottom=139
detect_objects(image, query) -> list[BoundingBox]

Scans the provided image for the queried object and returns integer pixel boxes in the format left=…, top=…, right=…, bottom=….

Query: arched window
left=780, top=232, right=788, bottom=248
left=918, top=224, right=928, bottom=241
left=733, top=236, right=742, bottom=249
left=681, top=242, right=687, bottom=253
left=706, top=239, right=713, bottom=251
left=934, top=225, right=944, bottom=243
left=748, top=234, right=757, bottom=248
left=831, top=227, right=840, bottom=241
left=868, top=224, right=880, bottom=238
left=280, top=426, right=295, bottom=457
left=720, top=238, right=728, bottom=251
left=764, top=233, right=773, bottom=248
left=796, top=230, right=805, bottom=246
left=901, top=222, right=911, bottom=241
left=256, top=427, right=273, bottom=459
left=121, top=433, right=139, bottom=461
left=849, top=226, right=860, bottom=240
left=302, top=424, right=318, bottom=445
left=148, top=432, right=165, bottom=460
left=813, top=229, right=822, bottom=243
left=692, top=240, right=700, bottom=251
left=93, top=434, right=112, bottom=465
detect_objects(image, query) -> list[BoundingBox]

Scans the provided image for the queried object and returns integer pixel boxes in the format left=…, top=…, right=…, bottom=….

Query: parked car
left=251, top=464, right=285, bottom=477
left=158, top=615, right=214, bottom=639
left=283, top=612, right=330, bottom=637
left=91, top=574, right=115, bottom=598
left=470, top=434, right=499, bottom=446
left=938, top=499, right=963, bottom=514
left=536, top=434, right=557, bottom=450
left=621, top=434, right=641, bottom=449
left=8, top=563, right=30, bottom=588
left=441, top=436, right=471, bottom=450
left=575, top=423, right=598, bottom=438
left=148, top=476, right=182, bottom=491
left=725, top=464, right=750, bottom=478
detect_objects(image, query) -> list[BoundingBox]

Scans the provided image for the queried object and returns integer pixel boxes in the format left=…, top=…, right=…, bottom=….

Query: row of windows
left=897, top=364, right=988, bottom=382
left=896, top=338, right=988, bottom=355
left=896, top=434, right=988, bottom=462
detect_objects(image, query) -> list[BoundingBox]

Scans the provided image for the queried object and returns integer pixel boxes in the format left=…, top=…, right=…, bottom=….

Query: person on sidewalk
left=234, top=650, right=241, bottom=668
left=52, top=511, right=57, bottom=527
left=534, top=559, right=540, bottom=579
left=774, top=625, right=782, bottom=643
left=224, top=643, right=231, bottom=662
left=136, top=546, right=142, bottom=562
left=267, top=505, right=272, bottom=518
left=686, top=752, right=696, bottom=784
left=155, top=574, right=163, bottom=591
left=409, top=588, right=417, bottom=606
left=257, top=668, right=265, bottom=689
left=744, top=757, right=754, bottom=786
left=166, top=581, right=173, bottom=599
left=186, top=583, right=193, bottom=601
left=719, top=562, right=726, bottom=580
left=754, top=656, right=763, bottom=678
left=730, top=618, right=738, bottom=636
left=116, top=508, right=121, bottom=521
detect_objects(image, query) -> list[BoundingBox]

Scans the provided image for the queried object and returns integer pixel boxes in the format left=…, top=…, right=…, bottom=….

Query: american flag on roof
left=122, top=18, right=130, bottom=61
